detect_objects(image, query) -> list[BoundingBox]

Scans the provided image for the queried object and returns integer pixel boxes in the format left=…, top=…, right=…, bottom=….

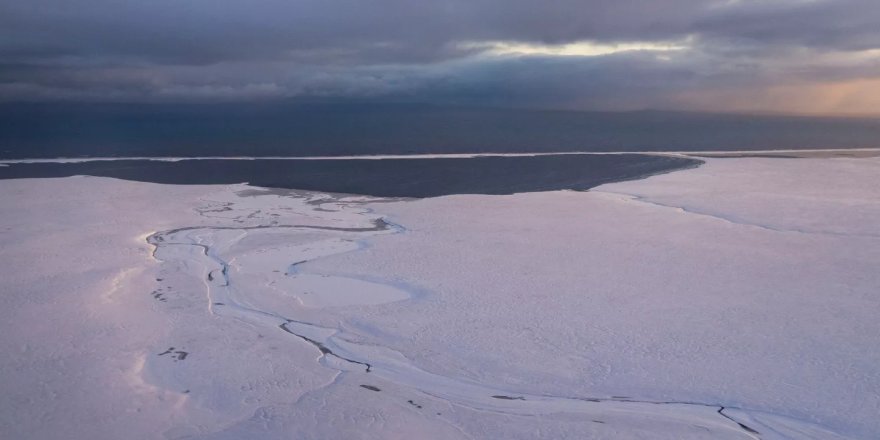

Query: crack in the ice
left=473, top=391, right=764, bottom=437
left=278, top=322, right=372, bottom=373
left=152, top=218, right=392, bottom=239
left=719, top=407, right=761, bottom=436
left=598, top=190, right=880, bottom=240
left=422, top=388, right=768, bottom=438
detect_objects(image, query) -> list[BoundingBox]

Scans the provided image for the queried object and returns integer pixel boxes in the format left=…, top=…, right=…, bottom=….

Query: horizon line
left=2, top=147, right=880, bottom=164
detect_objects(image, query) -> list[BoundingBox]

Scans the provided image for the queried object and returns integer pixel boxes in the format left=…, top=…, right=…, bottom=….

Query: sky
left=1, top=0, right=879, bottom=116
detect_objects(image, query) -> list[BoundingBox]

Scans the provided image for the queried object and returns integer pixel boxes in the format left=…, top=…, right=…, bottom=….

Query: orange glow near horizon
left=675, top=78, right=880, bottom=118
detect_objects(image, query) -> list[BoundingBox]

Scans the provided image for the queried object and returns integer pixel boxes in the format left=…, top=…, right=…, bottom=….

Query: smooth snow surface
left=0, top=157, right=878, bottom=439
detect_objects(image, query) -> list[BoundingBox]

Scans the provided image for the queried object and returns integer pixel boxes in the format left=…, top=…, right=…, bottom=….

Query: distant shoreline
left=2, top=147, right=879, bottom=164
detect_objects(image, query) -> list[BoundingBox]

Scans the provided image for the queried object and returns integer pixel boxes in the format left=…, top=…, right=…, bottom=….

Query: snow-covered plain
left=0, top=156, right=878, bottom=439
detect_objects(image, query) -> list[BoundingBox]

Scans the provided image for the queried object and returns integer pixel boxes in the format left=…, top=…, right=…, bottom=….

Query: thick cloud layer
left=1, top=0, right=879, bottom=114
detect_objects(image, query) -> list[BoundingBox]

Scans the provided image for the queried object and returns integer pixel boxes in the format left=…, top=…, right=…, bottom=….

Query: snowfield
left=0, top=156, right=878, bottom=439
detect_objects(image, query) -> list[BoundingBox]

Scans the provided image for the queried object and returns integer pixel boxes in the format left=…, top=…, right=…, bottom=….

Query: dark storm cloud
left=1, top=0, right=879, bottom=113
left=694, top=0, right=880, bottom=51
left=3, top=0, right=876, bottom=64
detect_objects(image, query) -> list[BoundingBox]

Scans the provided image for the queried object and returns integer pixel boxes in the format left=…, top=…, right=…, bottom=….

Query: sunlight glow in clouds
left=459, top=39, right=692, bottom=57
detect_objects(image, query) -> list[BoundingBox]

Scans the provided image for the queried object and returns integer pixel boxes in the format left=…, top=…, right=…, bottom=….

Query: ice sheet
left=1, top=157, right=878, bottom=439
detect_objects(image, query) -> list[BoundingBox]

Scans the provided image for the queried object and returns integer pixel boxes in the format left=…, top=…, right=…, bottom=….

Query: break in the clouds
left=1, top=0, right=879, bottom=115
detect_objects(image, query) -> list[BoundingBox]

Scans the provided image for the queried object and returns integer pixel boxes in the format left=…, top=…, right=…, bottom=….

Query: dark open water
left=0, top=155, right=699, bottom=198
left=3, top=101, right=875, bottom=197
left=2, top=103, right=879, bottom=158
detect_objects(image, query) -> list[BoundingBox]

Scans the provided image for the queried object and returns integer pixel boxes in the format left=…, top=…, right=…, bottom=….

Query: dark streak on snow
left=719, top=407, right=760, bottom=435
left=157, top=347, right=189, bottom=362
left=285, top=260, right=308, bottom=276
left=279, top=322, right=372, bottom=373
